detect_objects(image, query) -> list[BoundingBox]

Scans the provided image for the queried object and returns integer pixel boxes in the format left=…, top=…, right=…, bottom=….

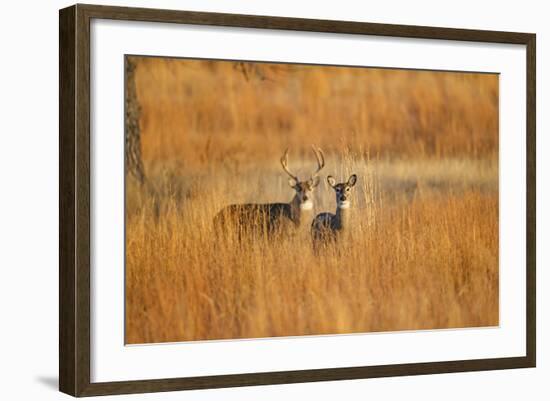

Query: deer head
left=327, top=174, right=357, bottom=209
left=281, top=146, right=325, bottom=210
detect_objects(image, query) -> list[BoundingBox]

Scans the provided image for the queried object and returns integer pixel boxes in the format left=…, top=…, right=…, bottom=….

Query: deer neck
left=335, top=205, right=351, bottom=231
left=290, top=195, right=313, bottom=228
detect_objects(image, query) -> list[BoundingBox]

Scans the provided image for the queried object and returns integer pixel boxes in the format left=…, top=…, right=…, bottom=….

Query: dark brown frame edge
left=59, top=3, right=536, bottom=397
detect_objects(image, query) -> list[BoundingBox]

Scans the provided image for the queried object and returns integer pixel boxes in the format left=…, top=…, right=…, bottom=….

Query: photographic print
left=124, top=56, right=499, bottom=344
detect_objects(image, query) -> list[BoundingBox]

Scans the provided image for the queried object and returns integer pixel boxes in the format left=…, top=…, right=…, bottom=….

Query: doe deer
left=311, top=174, right=358, bottom=248
left=214, top=147, right=325, bottom=239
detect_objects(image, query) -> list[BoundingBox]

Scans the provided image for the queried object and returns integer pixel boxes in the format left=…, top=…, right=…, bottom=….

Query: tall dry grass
left=125, top=57, right=499, bottom=344
left=125, top=153, right=498, bottom=344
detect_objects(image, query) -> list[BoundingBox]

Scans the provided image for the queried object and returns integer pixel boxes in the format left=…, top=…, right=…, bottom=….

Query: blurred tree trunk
left=125, top=58, right=146, bottom=184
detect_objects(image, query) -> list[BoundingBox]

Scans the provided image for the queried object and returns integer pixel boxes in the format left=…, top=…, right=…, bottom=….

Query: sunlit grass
left=125, top=155, right=498, bottom=344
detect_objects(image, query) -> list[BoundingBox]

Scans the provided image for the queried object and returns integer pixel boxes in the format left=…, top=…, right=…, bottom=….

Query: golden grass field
left=125, top=57, right=499, bottom=344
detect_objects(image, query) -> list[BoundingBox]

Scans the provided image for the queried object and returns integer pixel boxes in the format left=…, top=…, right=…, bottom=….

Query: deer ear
left=347, top=174, right=357, bottom=187
left=327, top=176, right=336, bottom=187
left=309, top=176, right=320, bottom=188
left=288, top=177, right=297, bottom=188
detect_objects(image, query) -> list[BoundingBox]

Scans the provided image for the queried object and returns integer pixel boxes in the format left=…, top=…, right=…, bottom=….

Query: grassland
left=125, top=57, right=499, bottom=344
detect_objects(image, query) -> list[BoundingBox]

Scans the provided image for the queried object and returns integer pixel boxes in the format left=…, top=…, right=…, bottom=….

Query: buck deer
left=311, top=174, right=358, bottom=247
left=214, top=147, right=325, bottom=239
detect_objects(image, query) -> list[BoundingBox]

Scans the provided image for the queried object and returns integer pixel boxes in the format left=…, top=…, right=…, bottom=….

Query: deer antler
left=280, top=148, right=298, bottom=181
left=310, top=146, right=325, bottom=179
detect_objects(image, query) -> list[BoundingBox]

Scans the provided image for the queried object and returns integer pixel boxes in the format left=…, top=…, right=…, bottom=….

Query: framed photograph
left=59, top=4, right=536, bottom=397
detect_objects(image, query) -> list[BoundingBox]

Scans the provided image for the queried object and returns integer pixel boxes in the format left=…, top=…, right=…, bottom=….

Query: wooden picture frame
left=59, top=3, right=536, bottom=397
